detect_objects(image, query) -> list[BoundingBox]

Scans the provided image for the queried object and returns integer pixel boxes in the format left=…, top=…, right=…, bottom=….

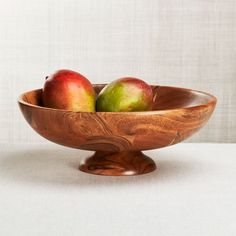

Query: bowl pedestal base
left=79, top=151, right=156, bottom=176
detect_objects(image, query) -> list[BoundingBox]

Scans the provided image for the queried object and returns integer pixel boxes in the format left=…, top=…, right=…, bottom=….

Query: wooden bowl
left=18, top=85, right=217, bottom=176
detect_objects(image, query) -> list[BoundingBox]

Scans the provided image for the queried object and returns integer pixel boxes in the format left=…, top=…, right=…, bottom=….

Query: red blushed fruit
left=43, top=69, right=96, bottom=112
left=96, top=77, right=153, bottom=112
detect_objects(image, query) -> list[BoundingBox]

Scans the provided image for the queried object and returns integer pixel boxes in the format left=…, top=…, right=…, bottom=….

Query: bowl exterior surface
left=18, top=86, right=216, bottom=151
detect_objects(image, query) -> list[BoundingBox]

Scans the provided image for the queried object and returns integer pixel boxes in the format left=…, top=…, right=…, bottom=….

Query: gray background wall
left=0, top=0, right=235, bottom=144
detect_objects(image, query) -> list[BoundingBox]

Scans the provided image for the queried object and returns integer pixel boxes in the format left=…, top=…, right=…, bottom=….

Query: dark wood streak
left=80, top=135, right=132, bottom=152
left=92, top=113, right=113, bottom=135
left=18, top=84, right=217, bottom=176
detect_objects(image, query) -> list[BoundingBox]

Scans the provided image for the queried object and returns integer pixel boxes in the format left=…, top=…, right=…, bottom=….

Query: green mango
left=96, top=77, right=153, bottom=112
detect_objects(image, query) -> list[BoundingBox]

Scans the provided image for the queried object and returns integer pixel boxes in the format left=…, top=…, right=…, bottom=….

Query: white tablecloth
left=0, top=143, right=235, bottom=236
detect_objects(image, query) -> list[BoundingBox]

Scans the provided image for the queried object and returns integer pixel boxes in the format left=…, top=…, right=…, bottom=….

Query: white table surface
left=0, top=143, right=235, bottom=236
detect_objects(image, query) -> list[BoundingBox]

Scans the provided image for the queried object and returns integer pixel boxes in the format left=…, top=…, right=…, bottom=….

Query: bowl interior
left=19, top=84, right=216, bottom=111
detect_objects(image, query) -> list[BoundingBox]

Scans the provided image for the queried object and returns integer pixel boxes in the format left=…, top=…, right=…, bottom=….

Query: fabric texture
left=0, top=0, right=235, bottom=143
left=0, top=143, right=236, bottom=235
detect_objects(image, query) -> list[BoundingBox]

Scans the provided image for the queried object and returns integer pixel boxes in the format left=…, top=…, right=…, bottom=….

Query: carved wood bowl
left=18, top=84, right=217, bottom=176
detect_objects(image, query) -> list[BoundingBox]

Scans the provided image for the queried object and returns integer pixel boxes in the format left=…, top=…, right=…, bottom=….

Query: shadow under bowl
left=18, top=84, right=217, bottom=176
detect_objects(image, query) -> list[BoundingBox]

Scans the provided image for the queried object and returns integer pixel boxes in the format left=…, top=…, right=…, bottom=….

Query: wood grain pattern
left=18, top=84, right=217, bottom=176
left=79, top=151, right=156, bottom=176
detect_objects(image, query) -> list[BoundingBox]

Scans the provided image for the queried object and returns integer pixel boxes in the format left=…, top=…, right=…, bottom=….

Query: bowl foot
left=79, top=151, right=156, bottom=176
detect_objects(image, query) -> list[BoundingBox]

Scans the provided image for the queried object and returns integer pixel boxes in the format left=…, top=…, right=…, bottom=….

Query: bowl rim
left=18, top=84, right=217, bottom=114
